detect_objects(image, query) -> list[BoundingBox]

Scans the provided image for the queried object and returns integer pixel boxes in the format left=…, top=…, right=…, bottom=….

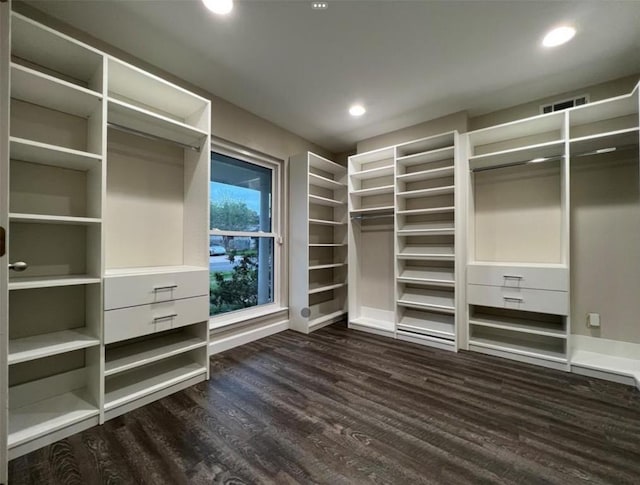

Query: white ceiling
left=24, top=0, right=640, bottom=153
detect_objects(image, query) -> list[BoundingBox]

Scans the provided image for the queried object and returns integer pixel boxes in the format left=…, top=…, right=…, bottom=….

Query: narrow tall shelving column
left=6, top=13, right=105, bottom=459
left=394, top=133, right=462, bottom=351
left=289, top=152, right=347, bottom=333
left=347, top=147, right=396, bottom=336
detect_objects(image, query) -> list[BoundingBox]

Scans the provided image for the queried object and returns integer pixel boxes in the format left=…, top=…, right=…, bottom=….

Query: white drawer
left=105, top=269, right=208, bottom=310
left=467, top=284, right=568, bottom=316
left=467, top=264, right=568, bottom=292
left=104, top=295, right=209, bottom=344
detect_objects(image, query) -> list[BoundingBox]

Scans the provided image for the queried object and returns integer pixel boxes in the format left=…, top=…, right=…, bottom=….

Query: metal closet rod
left=471, top=143, right=638, bottom=173
left=107, top=122, right=201, bottom=152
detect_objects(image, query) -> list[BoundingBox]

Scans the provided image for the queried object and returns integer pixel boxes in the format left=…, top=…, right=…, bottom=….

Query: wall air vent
left=541, top=94, right=589, bottom=114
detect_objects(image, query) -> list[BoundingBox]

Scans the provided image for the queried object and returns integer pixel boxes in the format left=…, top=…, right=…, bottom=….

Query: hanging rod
left=350, top=212, right=395, bottom=220
left=107, top=122, right=201, bottom=152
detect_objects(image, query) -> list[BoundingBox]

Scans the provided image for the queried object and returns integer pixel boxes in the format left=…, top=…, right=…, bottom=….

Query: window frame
left=209, top=137, right=285, bottom=329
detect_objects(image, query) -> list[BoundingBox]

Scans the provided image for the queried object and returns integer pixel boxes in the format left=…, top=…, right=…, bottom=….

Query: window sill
left=209, top=304, right=289, bottom=331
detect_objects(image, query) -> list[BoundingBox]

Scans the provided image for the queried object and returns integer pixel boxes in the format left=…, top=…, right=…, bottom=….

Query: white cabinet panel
left=467, top=264, right=568, bottom=292
left=467, top=284, right=569, bottom=316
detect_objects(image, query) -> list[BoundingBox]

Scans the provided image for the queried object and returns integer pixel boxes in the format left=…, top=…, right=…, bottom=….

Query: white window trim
left=209, top=137, right=285, bottom=329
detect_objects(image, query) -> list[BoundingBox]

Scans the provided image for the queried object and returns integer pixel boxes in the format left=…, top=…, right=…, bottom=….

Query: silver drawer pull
left=153, top=284, right=178, bottom=291
left=153, top=313, right=178, bottom=322
left=503, top=296, right=523, bottom=303
left=503, top=275, right=523, bottom=280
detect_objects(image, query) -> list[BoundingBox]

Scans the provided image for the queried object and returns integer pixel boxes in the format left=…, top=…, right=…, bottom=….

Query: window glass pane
left=209, top=236, right=274, bottom=316
left=210, top=153, right=272, bottom=232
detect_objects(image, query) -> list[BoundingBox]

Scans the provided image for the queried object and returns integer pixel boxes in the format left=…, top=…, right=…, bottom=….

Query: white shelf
left=105, top=333, right=207, bottom=377
left=468, top=140, right=564, bottom=170
left=468, top=111, right=564, bottom=148
left=397, top=221, right=455, bottom=236
left=108, top=97, right=208, bottom=149
left=397, top=267, right=455, bottom=287
left=308, top=218, right=346, bottom=226
left=570, top=128, right=639, bottom=156
left=469, top=336, right=567, bottom=363
left=309, top=194, right=343, bottom=207
left=104, top=356, right=206, bottom=411
left=10, top=137, right=102, bottom=171
left=309, top=153, right=346, bottom=174
left=397, top=245, right=455, bottom=261
left=308, top=282, right=347, bottom=295
left=9, top=213, right=101, bottom=226
left=469, top=314, right=566, bottom=339
left=397, top=311, right=455, bottom=339
left=309, top=173, right=344, bottom=189
left=8, top=329, right=100, bottom=365
left=396, top=146, right=455, bottom=166
left=396, top=206, right=455, bottom=216
left=8, top=389, right=98, bottom=448
left=350, top=316, right=395, bottom=332
left=108, top=57, right=208, bottom=124
left=350, top=206, right=395, bottom=216
left=569, top=91, right=638, bottom=127
left=350, top=185, right=395, bottom=197
left=308, top=310, right=347, bottom=328
left=105, top=265, right=207, bottom=276
left=397, top=166, right=454, bottom=182
left=397, top=287, right=455, bottom=313
left=309, top=243, right=346, bottom=247
left=350, top=164, right=395, bottom=180
left=571, top=350, right=640, bottom=386
left=9, top=275, right=101, bottom=291
left=309, top=263, right=347, bottom=270
left=11, top=63, right=102, bottom=118
left=396, top=133, right=455, bottom=156
left=349, top=147, right=395, bottom=166
left=397, top=186, right=454, bottom=199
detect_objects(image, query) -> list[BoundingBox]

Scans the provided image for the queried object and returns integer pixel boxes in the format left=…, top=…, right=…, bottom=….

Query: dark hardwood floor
left=9, top=323, right=640, bottom=484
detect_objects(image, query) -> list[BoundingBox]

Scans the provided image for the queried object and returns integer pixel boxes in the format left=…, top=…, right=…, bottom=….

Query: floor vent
left=541, top=94, right=589, bottom=114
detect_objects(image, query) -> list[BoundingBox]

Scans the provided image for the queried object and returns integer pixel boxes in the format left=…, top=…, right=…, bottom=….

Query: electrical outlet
left=587, top=313, right=600, bottom=328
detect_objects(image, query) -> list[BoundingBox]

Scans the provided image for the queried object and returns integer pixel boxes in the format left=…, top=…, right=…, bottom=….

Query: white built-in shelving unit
left=1, top=11, right=212, bottom=467
left=394, top=133, right=463, bottom=351
left=290, top=153, right=348, bottom=333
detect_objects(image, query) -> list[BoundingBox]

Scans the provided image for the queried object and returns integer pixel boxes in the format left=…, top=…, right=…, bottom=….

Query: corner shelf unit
left=290, top=152, right=348, bottom=333
left=1, top=11, right=212, bottom=465
left=394, top=132, right=463, bottom=351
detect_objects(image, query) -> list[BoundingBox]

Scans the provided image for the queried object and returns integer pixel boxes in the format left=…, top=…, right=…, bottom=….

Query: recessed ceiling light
left=202, top=0, right=233, bottom=15
left=542, top=26, right=576, bottom=47
left=349, top=104, right=366, bottom=117
left=312, top=2, right=328, bottom=9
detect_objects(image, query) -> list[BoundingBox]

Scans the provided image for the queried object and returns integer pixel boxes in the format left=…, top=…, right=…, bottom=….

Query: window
left=209, top=146, right=282, bottom=321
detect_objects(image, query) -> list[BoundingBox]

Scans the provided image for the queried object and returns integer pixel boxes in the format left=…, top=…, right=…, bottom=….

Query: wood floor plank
left=8, top=323, right=640, bottom=484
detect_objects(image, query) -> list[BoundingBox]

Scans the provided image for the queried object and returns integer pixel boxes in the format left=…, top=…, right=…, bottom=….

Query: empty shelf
left=350, top=316, right=395, bottom=332
left=569, top=91, right=638, bottom=128
left=10, top=137, right=102, bottom=171
left=396, top=146, right=455, bottom=166
left=309, top=218, right=346, bottom=226
left=309, top=153, right=346, bottom=174
left=309, top=173, right=344, bottom=189
left=11, top=63, right=102, bottom=118
left=351, top=185, right=394, bottom=197
left=105, top=333, right=207, bottom=377
left=469, top=314, right=566, bottom=338
left=397, top=222, right=455, bottom=236
left=9, top=213, right=101, bottom=225
left=308, top=282, right=347, bottom=295
left=397, top=287, right=455, bottom=313
left=397, top=267, right=455, bottom=287
left=9, top=389, right=98, bottom=449
left=397, top=310, right=455, bottom=339
left=9, top=328, right=100, bottom=365
left=396, top=206, right=455, bottom=216
left=469, top=336, right=567, bottom=362
left=397, top=245, right=455, bottom=261
left=571, top=350, right=640, bottom=386
left=350, top=206, right=395, bottom=216
left=105, top=356, right=206, bottom=411
left=396, top=166, right=454, bottom=182
left=308, top=310, right=346, bottom=328
left=469, top=140, right=564, bottom=170
left=570, top=128, right=639, bottom=155
left=108, top=97, right=208, bottom=149
left=309, top=194, right=343, bottom=207
left=9, top=275, right=101, bottom=291
left=350, top=164, right=395, bottom=180
left=397, top=186, right=454, bottom=199
left=309, top=263, right=347, bottom=270
left=309, top=243, right=346, bottom=247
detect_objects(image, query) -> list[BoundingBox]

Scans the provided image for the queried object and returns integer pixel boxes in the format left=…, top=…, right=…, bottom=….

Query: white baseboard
left=209, top=319, right=289, bottom=355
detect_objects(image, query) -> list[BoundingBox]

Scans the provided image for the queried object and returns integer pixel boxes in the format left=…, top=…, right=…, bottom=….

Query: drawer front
left=104, top=295, right=209, bottom=344
left=467, top=264, right=568, bottom=292
left=467, top=284, right=568, bottom=316
left=105, top=270, right=208, bottom=310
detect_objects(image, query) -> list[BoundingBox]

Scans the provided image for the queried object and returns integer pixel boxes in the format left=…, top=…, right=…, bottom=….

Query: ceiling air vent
left=541, top=94, right=589, bottom=114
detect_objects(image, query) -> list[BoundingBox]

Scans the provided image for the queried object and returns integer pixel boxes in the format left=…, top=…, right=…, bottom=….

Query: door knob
left=9, top=261, right=28, bottom=272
